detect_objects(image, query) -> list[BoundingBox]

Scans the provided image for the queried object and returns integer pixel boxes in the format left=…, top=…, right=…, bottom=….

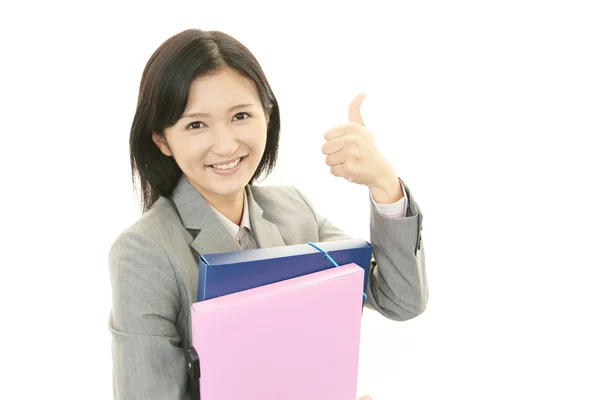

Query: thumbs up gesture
left=321, top=93, right=403, bottom=204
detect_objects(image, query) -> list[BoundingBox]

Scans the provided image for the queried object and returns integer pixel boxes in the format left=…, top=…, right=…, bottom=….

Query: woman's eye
left=233, top=112, right=250, bottom=121
left=187, top=121, right=205, bottom=130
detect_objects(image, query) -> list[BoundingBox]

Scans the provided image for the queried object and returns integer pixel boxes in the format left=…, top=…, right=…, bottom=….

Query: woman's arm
left=108, top=229, right=190, bottom=400
left=365, top=179, right=428, bottom=320
left=294, top=181, right=427, bottom=321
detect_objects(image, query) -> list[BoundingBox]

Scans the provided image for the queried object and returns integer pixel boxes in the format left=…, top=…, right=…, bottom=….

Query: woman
left=109, top=28, right=427, bottom=400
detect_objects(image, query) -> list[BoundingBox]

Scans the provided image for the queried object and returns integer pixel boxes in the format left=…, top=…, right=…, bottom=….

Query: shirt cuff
left=370, top=180, right=408, bottom=220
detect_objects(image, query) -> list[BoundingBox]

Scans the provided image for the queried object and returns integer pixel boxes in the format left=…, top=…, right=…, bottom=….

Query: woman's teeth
left=211, top=158, right=242, bottom=170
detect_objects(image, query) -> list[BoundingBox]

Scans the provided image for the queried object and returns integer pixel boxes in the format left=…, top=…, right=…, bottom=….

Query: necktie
left=238, top=226, right=259, bottom=250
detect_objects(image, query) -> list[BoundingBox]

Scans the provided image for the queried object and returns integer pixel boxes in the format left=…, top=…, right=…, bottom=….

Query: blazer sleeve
left=294, top=178, right=428, bottom=321
left=108, top=229, right=190, bottom=400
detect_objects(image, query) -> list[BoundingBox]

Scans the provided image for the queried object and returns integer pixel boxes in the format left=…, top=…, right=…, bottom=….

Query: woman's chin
left=202, top=178, right=250, bottom=199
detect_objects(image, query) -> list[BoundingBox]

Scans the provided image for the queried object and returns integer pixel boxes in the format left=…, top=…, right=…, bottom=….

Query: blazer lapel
left=171, top=176, right=241, bottom=255
left=246, top=186, right=286, bottom=249
left=170, top=176, right=286, bottom=253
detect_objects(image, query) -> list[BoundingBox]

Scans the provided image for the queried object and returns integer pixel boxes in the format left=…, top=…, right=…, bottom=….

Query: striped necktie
left=238, top=226, right=259, bottom=250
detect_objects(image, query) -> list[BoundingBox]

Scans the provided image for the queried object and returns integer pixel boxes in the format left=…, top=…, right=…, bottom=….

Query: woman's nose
left=210, top=126, right=239, bottom=156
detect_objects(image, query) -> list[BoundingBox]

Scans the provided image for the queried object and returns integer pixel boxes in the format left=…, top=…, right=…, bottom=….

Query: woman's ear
left=152, top=131, right=173, bottom=156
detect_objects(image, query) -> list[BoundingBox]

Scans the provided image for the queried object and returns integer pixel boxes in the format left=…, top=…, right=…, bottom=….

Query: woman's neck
left=202, top=189, right=245, bottom=226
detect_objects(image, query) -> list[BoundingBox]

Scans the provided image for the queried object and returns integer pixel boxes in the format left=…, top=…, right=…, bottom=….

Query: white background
left=1, top=1, right=599, bottom=399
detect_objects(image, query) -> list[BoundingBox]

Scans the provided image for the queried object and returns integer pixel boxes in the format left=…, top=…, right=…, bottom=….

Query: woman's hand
left=321, top=93, right=403, bottom=204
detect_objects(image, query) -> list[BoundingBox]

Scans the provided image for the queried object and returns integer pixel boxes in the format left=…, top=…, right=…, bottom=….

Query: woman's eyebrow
left=181, top=103, right=255, bottom=119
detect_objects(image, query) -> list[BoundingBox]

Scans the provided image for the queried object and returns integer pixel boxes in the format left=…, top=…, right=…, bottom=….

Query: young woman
left=108, top=28, right=427, bottom=400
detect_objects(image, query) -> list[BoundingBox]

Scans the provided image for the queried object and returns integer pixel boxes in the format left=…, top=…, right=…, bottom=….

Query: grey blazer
left=108, top=176, right=427, bottom=400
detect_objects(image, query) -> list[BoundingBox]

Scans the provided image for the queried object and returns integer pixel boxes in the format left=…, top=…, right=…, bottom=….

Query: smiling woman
left=110, top=28, right=427, bottom=400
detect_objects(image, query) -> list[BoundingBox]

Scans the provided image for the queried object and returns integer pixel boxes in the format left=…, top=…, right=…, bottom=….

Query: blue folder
left=197, top=238, right=373, bottom=302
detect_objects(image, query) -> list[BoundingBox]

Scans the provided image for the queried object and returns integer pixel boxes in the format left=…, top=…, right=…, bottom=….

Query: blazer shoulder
left=109, top=197, right=184, bottom=257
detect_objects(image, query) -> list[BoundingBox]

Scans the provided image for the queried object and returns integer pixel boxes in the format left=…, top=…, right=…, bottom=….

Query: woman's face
left=153, top=68, right=269, bottom=204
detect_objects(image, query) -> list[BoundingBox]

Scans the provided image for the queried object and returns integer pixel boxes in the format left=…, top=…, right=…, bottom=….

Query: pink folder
left=191, top=263, right=365, bottom=400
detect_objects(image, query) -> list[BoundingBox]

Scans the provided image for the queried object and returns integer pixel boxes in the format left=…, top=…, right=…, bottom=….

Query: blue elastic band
left=307, top=242, right=368, bottom=301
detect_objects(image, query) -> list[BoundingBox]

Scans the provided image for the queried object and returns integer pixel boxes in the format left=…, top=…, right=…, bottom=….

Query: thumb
left=348, top=92, right=366, bottom=125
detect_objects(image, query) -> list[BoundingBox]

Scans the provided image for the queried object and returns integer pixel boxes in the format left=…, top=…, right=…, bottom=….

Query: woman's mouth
left=207, top=156, right=247, bottom=175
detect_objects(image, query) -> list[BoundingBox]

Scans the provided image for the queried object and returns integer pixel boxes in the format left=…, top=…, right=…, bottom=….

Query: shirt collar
left=209, top=189, right=252, bottom=236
